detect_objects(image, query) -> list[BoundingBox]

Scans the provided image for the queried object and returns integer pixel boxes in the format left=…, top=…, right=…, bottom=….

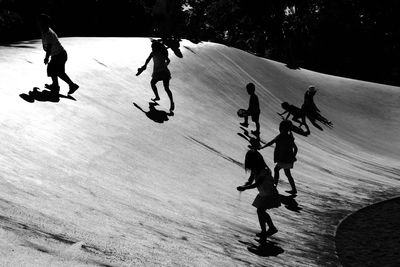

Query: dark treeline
left=1, top=0, right=399, bottom=86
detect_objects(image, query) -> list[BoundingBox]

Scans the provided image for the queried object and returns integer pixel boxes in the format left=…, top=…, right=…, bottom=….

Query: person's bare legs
left=284, top=169, right=297, bottom=194
left=150, top=79, right=160, bottom=101
left=51, top=76, right=59, bottom=87
left=274, top=165, right=281, bottom=185
left=59, top=72, right=79, bottom=94
left=257, top=208, right=267, bottom=234
left=257, top=209, right=277, bottom=237
left=163, top=78, right=174, bottom=111
left=255, top=120, right=260, bottom=134
left=59, top=72, right=73, bottom=86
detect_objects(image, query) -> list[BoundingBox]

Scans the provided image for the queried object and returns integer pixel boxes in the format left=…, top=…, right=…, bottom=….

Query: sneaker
left=285, top=189, right=297, bottom=195
left=240, top=122, right=249, bottom=127
left=45, top=84, right=60, bottom=94
left=68, top=83, right=79, bottom=95
left=265, top=227, right=278, bottom=236
left=45, top=83, right=60, bottom=91
left=256, top=231, right=267, bottom=238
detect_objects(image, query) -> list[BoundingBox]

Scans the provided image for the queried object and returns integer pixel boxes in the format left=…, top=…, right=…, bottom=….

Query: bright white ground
left=0, top=38, right=399, bottom=266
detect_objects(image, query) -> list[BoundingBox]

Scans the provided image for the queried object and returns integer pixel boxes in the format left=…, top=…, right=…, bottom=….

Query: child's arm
left=259, top=138, right=276, bottom=150
left=137, top=53, right=153, bottom=75
left=143, top=52, right=153, bottom=68
left=244, top=171, right=255, bottom=185
left=44, top=44, right=52, bottom=64
left=237, top=175, right=263, bottom=191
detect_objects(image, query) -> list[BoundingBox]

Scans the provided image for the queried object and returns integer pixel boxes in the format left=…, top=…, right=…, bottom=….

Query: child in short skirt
left=261, top=120, right=298, bottom=195
left=237, top=150, right=280, bottom=238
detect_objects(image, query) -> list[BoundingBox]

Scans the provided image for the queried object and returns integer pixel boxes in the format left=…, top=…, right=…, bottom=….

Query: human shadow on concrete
left=19, top=87, right=76, bottom=103
left=279, top=194, right=302, bottom=213
left=277, top=103, right=311, bottom=136
left=305, top=113, right=333, bottom=131
left=239, top=239, right=284, bottom=257
left=186, top=136, right=244, bottom=168
left=183, top=46, right=196, bottom=54
left=237, top=127, right=268, bottom=148
left=133, top=102, right=173, bottom=123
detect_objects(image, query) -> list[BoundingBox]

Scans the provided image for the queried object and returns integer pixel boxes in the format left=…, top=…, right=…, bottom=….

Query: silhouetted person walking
left=37, top=14, right=79, bottom=95
left=237, top=150, right=280, bottom=239
left=139, top=40, right=174, bottom=112
left=261, top=120, right=298, bottom=195
left=240, top=83, right=260, bottom=136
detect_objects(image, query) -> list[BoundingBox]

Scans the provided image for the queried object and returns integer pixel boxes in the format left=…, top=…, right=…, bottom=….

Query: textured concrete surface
left=0, top=38, right=399, bottom=266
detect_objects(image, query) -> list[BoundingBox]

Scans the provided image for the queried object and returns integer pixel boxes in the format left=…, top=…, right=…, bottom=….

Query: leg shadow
left=239, top=239, right=284, bottom=257
left=133, top=102, right=173, bottom=123
left=19, top=87, right=76, bottom=103
left=237, top=127, right=266, bottom=149
left=279, top=194, right=302, bottom=212
left=306, top=112, right=333, bottom=131
left=307, top=117, right=324, bottom=131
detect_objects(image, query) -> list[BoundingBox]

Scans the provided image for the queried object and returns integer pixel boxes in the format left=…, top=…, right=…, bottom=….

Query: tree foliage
left=0, top=0, right=399, bottom=85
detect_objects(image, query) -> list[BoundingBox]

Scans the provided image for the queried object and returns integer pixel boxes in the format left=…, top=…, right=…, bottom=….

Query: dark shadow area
left=183, top=46, right=196, bottom=54
left=279, top=194, right=302, bottom=213
left=278, top=98, right=332, bottom=133
left=302, top=87, right=333, bottom=131
left=0, top=40, right=38, bottom=49
left=186, top=136, right=244, bottom=168
left=285, top=62, right=301, bottom=70
left=306, top=114, right=333, bottom=131
left=277, top=103, right=311, bottom=136
left=336, top=197, right=400, bottom=267
left=290, top=124, right=310, bottom=137
left=19, top=87, right=76, bottom=103
left=238, top=127, right=267, bottom=147
left=0, top=44, right=36, bottom=49
left=239, top=239, right=284, bottom=257
left=93, top=58, right=108, bottom=68
left=133, top=102, right=173, bottom=123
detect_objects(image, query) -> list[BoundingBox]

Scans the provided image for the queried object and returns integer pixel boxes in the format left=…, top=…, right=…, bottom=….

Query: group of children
left=37, top=13, right=173, bottom=112
left=238, top=83, right=331, bottom=240
left=36, top=12, right=329, bottom=244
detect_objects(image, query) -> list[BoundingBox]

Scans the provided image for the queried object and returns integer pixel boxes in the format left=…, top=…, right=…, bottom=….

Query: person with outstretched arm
left=37, top=14, right=79, bottom=95
left=260, top=120, right=298, bottom=195
left=237, top=150, right=280, bottom=239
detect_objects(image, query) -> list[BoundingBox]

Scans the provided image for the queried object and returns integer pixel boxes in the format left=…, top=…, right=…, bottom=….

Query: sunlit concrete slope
left=0, top=38, right=399, bottom=266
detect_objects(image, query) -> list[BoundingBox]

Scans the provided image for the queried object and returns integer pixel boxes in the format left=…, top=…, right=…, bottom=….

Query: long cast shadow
left=19, top=87, right=76, bottom=103
left=133, top=102, right=173, bottom=123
